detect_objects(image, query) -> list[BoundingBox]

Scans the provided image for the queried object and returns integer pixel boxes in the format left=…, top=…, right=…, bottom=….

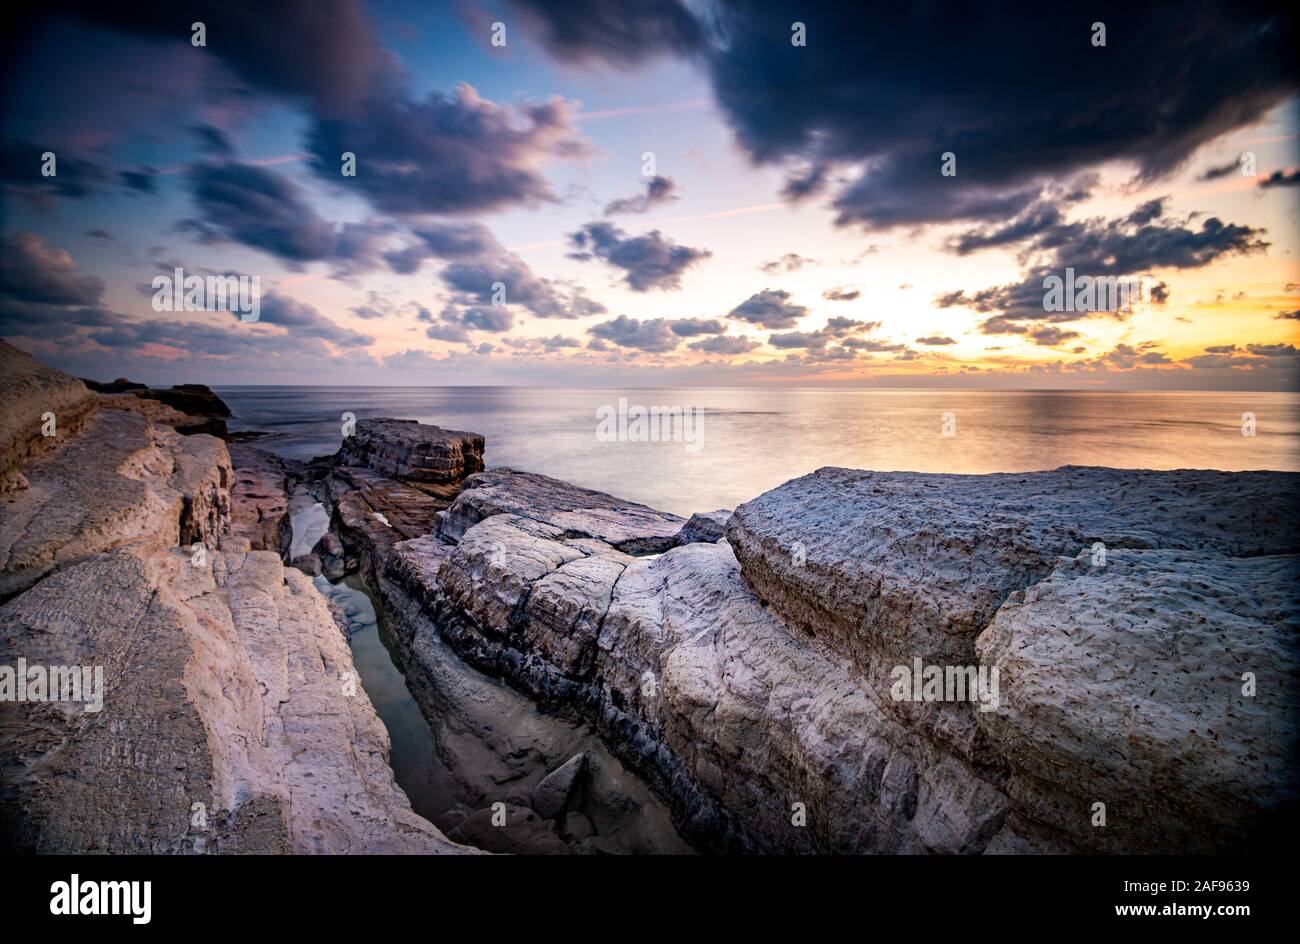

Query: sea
left=218, top=387, right=1300, bottom=517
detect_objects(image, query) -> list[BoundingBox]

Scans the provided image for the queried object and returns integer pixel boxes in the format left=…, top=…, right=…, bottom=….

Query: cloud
left=1258, top=169, right=1300, bottom=188
left=688, top=334, right=759, bottom=354
left=119, top=166, right=159, bottom=194
left=256, top=293, right=373, bottom=348
left=1275, top=310, right=1300, bottom=320
left=822, top=286, right=861, bottom=301
left=515, top=4, right=1296, bottom=232
left=588, top=315, right=680, bottom=352
left=604, top=175, right=678, bottom=214
left=940, top=206, right=1267, bottom=332
left=668, top=318, right=726, bottom=336
left=1, top=139, right=109, bottom=205
left=394, top=221, right=606, bottom=319
left=495, top=0, right=706, bottom=68
left=916, top=336, right=957, bottom=346
left=568, top=221, right=711, bottom=291
left=1029, top=326, right=1081, bottom=346
left=760, top=252, right=817, bottom=274
left=308, top=84, right=592, bottom=216
left=727, top=289, right=808, bottom=329
left=769, top=317, right=879, bottom=350
left=0, top=232, right=105, bottom=305
left=60, top=0, right=391, bottom=116
left=185, top=161, right=340, bottom=264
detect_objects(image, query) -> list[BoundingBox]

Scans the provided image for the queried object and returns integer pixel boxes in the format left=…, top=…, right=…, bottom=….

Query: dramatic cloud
left=309, top=84, right=591, bottom=216
left=940, top=203, right=1268, bottom=333
left=396, top=221, right=606, bottom=319
left=568, top=221, right=711, bottom=291
left=727, top=289, right=808, bottom=329
left=1, top=140, right=108, bottom=205
left=0, top=232, right=105, bottom=305
left=916, top=336, right=957, bottom=346
left=497, top=0, right=705, bottom=68
left=55, top=0, right=390, bottom=115
left=185, top=161, right=339, bottom=263
left=604, top=175, right=678, bottom=215
left=512, top=3, right=1297, bottom=231
left=588, top=315, right=680, bottom=352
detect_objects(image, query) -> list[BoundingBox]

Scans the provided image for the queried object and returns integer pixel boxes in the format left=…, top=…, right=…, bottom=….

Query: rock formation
left=358, top=457, right=1299, bottom=854
left=337, top=417, right=484, bottom=487
left=0, top=352, right=468, bottom=854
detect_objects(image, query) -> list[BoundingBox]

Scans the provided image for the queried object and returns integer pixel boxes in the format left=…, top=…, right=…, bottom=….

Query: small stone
left=531, top=752, right=587, bottom=819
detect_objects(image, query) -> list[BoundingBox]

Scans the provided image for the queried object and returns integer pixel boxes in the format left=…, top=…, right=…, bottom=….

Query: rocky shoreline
left=2, top=338, right=1297, bottom=854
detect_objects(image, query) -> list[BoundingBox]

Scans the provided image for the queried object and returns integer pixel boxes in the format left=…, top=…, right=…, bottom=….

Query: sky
left=1, top=0, right=1298, bottom=388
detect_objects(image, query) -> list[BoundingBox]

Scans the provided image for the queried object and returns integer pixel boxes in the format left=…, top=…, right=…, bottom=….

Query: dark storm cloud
left=939, top=207, right=1268, bottom=331
left=568, top=222, right=712, bottom=292
left=588, top=315, right=681, bottom=352
left=187, top=162, right=338, bottom=263
left=0, top=232, right=105, bottom=306
left=0, top=140, right=109, bottom=203
left=53, top=0, right=390, bottom=115
left=308, top=85, right=591, bottom=217
left=604, top=176, right=678, bottom=215
left=510, top=2, right=1297, bottom=230
left=727, top=289, right=807, bottom=329
left=497, top=0, right=706, bottom=68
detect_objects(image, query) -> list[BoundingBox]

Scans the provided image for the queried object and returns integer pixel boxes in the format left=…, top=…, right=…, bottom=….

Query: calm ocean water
left=218, top=387, right=1300, bottom=517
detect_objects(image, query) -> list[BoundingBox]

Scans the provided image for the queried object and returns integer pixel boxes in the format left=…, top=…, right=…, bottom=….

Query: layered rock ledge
left=351, top=454, right=1298, bottom=854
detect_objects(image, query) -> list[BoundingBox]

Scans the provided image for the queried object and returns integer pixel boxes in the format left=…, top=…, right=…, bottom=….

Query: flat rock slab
left=338, top=417, right=484, bottom=485
left=441, top=468, right=684, bottom=554
left=727, top=465, right=1300, bottom=671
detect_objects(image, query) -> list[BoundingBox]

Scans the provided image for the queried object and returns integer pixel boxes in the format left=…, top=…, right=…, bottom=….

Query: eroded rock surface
left=441, top=468, right=684, bottom=554
left=0, top=340, right=97, bottom=495
left=0, top=408, right=231, bottom=599
left=338, top=417, right=483, bottom=486
left=0, top=546, right=466, bottom=853
left=228, top=444, right=303, bottom=557
left=374, top=461, right=1299, bottom=854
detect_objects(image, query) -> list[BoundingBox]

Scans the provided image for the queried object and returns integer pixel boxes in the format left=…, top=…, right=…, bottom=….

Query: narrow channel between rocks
left=290, top=503, right=694, bottom=855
